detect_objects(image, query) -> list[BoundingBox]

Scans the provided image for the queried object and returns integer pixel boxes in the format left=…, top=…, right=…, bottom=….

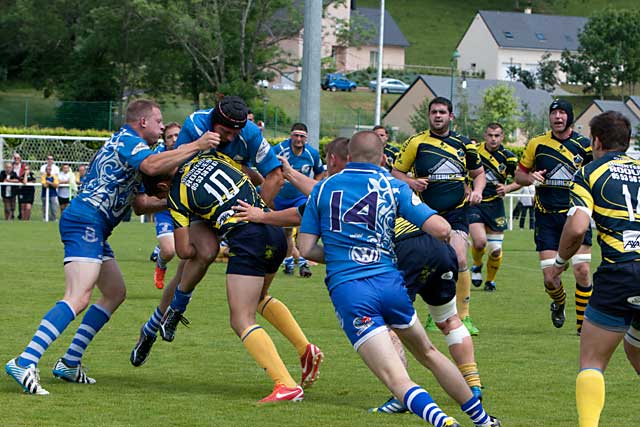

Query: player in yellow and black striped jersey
left=373, top=126, right=400, bottom=172
left=515, top=99, right=593, bottom=333
left=549, top=111, right=640, bottom=427
left=392, top=96, right=486, bottom=336
left=145, top=150, right=324, bottom=402
left=468, top=123, right=521, bottom=292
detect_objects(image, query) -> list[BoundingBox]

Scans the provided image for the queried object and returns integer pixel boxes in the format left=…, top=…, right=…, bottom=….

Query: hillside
left=357, top=0, right=640, bottom=66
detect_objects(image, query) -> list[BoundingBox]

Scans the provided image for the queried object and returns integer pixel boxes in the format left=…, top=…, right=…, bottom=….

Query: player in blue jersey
left=298, top=131, right=499, bottom=427
left=4, top=100, right=218, bottom=395
left=515, top=99, right=593, bottom=333
left=548, top=111, right=640, bottom=427
left=131, top=96, right=285, bottom=367
left=273, top=123, right=325, bottom=277
left=148, top=122, right=181, bottom=289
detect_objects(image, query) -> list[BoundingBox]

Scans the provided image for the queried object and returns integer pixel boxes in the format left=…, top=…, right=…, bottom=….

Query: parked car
left=322, top=73, right=357, bottom=92
left=368, top=78, right=409, bottom=94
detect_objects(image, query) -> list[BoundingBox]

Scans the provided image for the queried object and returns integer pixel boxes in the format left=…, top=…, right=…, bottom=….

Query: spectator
left=12, top=152, right=26, bottom=177
left=1, top=162, right=20, bottom=220
left=75, top=164, right=88, bottom=191
left=57, top=164, right=73, bottom=212
left=41, top=164, right=59, bottom=221
left=39, top=155, right=60, bottom=177
left=517, top=184, right=535, bottom=230
left=18, top=164, right=36, bottom=221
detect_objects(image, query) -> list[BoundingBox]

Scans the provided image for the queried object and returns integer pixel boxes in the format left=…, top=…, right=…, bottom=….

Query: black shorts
left=18, top=193, right=34, bottom=204
left=534, top=211, right=592, bottom=252
left=396, top=233, right=458, bottom=306
left=442, top=206, right=469, bottom=234
left=589, top=261, right=640, bottom=320
left=225, top=223, right=286, bottom=277
left=468, top=199, right=507, bottom=232
left=58, top=196, right=70, bottom=205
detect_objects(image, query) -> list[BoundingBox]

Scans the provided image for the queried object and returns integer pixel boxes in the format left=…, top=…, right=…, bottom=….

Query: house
left=382, top=74, right=552, bottom=137
left=574, top=97, right=640, bottom=157
left=456, top=10, right=587, bottom=82
left=276, top=2, right=409, bottom=85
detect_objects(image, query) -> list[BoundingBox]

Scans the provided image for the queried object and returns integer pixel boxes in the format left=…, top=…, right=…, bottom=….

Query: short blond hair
left=125, top=99, right=160, bottom=124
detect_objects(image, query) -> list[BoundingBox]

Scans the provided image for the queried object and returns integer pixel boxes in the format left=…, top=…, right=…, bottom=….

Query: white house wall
left=344, top=46, right=405, bottom=71
left=496, top=48, right=568, bottom=82
left=456, top=14, right=499, bottom=80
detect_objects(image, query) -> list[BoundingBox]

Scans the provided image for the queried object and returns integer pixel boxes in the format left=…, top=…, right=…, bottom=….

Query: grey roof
left=418, top=75, right=552, bottom=118
left=592, top=100, right=639, bottom=137
left=354, top=7, right=410, bottom=47
left=478, top=10, right=587, bottom=51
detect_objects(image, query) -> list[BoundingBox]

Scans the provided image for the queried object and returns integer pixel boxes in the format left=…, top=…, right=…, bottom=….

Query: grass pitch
left=0, top=221, right=636, bottom=426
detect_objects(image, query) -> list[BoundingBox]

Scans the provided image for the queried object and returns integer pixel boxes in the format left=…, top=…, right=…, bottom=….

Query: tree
left=507, top=66, right=536, bottom=89
left=560, top=8, right=640, bottom=98
left=409, top=98, right=430, bottom=133
left=473, top=85, right=519, bottom=143
left=537, top=52, right=559, bottom=92
left=520, top=102, right=548, bottom=140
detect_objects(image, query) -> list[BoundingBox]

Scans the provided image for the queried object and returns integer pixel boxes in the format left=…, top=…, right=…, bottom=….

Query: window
left=535, top=32, right=546, bottom=41
left=370, top=51, right=379, bottom=68
left=504, top=31, right=514, bottom=39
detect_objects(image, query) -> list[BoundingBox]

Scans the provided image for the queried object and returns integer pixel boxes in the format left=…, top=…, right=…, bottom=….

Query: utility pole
left=374, top=0, right=385, bottom=126
left=299, top=0, right=322, bottom=149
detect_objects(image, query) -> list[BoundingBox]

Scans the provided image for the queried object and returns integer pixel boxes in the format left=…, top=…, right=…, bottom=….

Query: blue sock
left=157, top=256, right=168, bottom=270
left=298, top=256, right=308, bottom=267
left=170, top=287, right=192, bottom=313
left=18, top=301, right=76, bottom=367
left=461, top=395, right=491, bottom=427
left=62, top=304, right=111, bottom=366
left=143, top=307, right=163, bottom=336
left=403, top=386, right=450, bottom=427
left=284, top=256, right=294, bottom=267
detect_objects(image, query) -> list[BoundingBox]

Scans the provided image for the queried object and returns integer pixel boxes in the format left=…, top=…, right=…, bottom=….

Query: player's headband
left=212, top=96, right=248, bottom=129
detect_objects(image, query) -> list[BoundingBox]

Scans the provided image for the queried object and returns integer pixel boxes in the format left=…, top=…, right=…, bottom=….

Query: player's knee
left=486, top=234, right=503, bottom=257
left=472, top=239, right=486, bottom=251
left=428, top=298, right=457, bottom=329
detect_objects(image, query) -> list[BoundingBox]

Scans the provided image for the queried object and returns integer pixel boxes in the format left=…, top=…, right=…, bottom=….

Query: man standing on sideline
left=469, top=123, right=520, bottom=292
left=298, top=131, right=499, bottom=427
left=549, top=111, right=640, bottom=426
left=273, top=123, right=325, bottom=277
left=148, top=122, right=181, bottom=289
left=515, top=99, right=593, bottom=333
left=373, top=125, right=399, bottom=172
left=5, top=99, right=218, bottom=395
left=392, top=96, right=486, bottom=335
left=39, top=155, right=60, bottom=177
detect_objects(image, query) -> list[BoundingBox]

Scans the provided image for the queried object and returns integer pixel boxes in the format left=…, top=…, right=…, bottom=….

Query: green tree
left=507, top=66, right=536, bottom=89
left=560, top=8, right=640, bottom=98
left=409, top=98, right=430, bottom=133
left=536, top=52, right=559, bottom=92
left=473, top=85, right=519, bottom=143
left=520, top=102, right=548, bottom=141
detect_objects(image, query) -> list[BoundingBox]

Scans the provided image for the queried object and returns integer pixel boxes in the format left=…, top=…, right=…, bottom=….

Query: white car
left=368, top=78, right=409, bottom=94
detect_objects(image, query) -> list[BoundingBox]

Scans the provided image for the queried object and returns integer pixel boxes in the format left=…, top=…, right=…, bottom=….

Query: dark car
left=322, top=73, right=357, bottom=92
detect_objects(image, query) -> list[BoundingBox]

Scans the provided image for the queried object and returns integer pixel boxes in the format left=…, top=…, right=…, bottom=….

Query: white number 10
left=622, top=184, right=640, bottom=221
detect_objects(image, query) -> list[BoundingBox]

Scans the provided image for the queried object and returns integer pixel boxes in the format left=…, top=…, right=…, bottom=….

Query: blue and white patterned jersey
left=274, top=139, right=324, bottom=200
left=153, top=141, right=167, bottom=153
left=300, top=162, right=436, bottom=292
left=69, top=124, right=154, bottom=229
left=175, top=108, right=281, bottom=177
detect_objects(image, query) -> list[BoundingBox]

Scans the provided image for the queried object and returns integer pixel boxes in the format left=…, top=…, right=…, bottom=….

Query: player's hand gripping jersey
left=571, top=152, right=640, bottom=264
left=521, top=130, right=591, bottom=213
left=394, top=130, right=482, bottom=212
left=168, top=152, right=266, bottom=236
left=478, top=142, right=517, bottom=202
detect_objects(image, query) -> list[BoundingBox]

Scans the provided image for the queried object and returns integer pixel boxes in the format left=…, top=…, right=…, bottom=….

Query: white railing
left=504, top=193, right=534, bottom=231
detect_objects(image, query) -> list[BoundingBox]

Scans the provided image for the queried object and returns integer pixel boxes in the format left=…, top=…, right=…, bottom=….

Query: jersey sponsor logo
left=82, top=226, right=99, bottom=243
left=441, top=271, right=454, bottom=280
left=349, top=246, right=381, bottom=265
left=255, top=138, right=270, bottom=163
left=216, top=209, right=236, bottom=227
left=131, top=142, right=148, bottom=156
left=485, top=169, right=500, bottom=184
left=622, top=230, right=640, bottom=251
left=353, top=316, right=373, bottom=336
left=544, top=164, right=575, bottom=187
left=427, top=158, right=465, bottom=181
left=411, top=193, right=421, bottom=206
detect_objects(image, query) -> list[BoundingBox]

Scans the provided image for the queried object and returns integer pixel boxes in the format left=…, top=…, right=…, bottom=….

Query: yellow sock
left=575, top=284, right=593, bottom=333
left=241, top=325, right=297, bottom=388
left=486, top=252, right=502, bottom=282
left=258, top=296, right=309, bottom=356
left=471, top=246, right=485, bottom=267
left=456, top=269, right=471, bottom=319
left=576, top=369, right=605, bottom=427
left=458, top=362, right=482, bottom=388
left=545, top=282, right=566, bottom=305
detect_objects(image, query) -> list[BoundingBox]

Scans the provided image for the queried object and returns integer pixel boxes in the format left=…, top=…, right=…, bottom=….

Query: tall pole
left=299, top=0, right=322, bottom=149
left=374, top=0, right=385, bottom=126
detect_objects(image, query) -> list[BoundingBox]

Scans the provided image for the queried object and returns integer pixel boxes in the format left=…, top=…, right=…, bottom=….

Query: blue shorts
left=154, top=210, right=174, bottom=237
left=59, top=207, right=114, bottom=264
left=330, top=270, right=417, bottom=351
left=396, top=233, right=458, bottom=306
left=274, top=194, right=308, bottom=211
left=534, top=211, right=592, bottom=251
left=468, top=199, right=508, bottom=232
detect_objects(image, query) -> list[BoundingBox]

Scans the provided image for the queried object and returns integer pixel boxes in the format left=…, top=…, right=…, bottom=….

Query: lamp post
left=262, top=95, right=268, bottom=130
left=449, top=50, right=460, bottom=131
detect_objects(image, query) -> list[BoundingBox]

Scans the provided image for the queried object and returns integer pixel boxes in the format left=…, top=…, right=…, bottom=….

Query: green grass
left=0, top=221, right=636, bottom=426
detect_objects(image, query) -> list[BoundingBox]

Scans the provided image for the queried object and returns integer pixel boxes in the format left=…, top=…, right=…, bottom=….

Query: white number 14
left=622, top=184, right=640, bottom=221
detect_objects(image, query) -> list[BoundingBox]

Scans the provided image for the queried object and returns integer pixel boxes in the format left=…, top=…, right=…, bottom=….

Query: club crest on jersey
left=353, top=316, right=373, bottom=336
left=82, top=226, right=99, bottom=243
left=349, top=246, right=380, bottom=265
left=498, top=163, right=506, bottom=173
left=457, top=149, right=465, bottom=159
left=573, top=154, right=583, bottom=167
left=301, top=165, right=312, bottom=175
left=627, top=296, right=640, bottom=307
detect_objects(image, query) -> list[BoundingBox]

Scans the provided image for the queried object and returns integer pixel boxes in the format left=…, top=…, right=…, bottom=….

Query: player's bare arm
left=132, top=194, right=168, bottom=215
left=391, top=167, right=429, bottom=192
left=515, top=166, right=547, bottom=186
left=258, top=167, right=285, bottom=208
left=298, top=232, right=325, bottom=264
left=140, top=132, right=220, bottom=175
left=232, top=200, right=301, bottom=227
left=420, top=214, right=452, bottom=242
left=467, top=167, right=486, bottom=205
left=277, top=155, right=316, bottom=196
